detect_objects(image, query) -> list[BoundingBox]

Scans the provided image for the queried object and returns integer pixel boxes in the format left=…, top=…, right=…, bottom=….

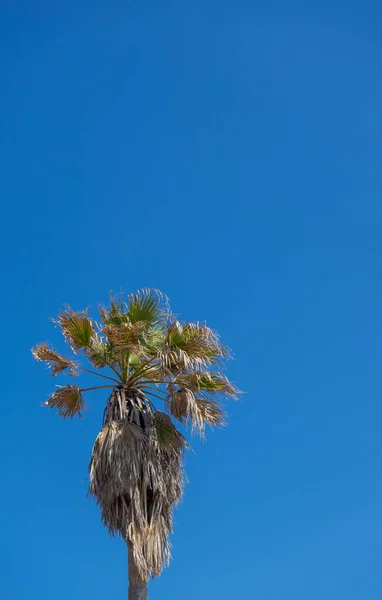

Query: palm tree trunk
left=128, top=543, right=148, bottom=600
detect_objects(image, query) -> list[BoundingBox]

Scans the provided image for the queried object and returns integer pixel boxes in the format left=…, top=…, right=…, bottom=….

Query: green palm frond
left=199, top=373, right=238, bottom=398
left=45, top=385, right=84, bottom=418
left=55, top=307, right=94, bottom=352
left=100, top=298, right=130, bottom=326
left=87, top=338, right=114, bottom=369
left=31, top=344, right=78, bottom=376
left=128, top=353, right=141, bottom=367
left=154, top=411, right=187, bottom=449
left=128, top=289, right=167, bottom=326
left=99, top=289, right=167, bottom=328
left=143, top=328, right=167, bottom=356
left=131, top=365, right=163, bottom=386
left=165, top=321, right=228, bottom=369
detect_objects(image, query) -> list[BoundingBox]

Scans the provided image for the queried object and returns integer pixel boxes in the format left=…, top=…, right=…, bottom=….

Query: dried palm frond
left=46, top=385, right=84, bottom=418
left=167, top=387, right=207, bottom=434
left=55, top=307, right=93, bottom=352
left=174, top=371, right=239, bottom=399
left=168, top=387, right=195, bottom=420
left=167, top=386, right=226, bottom=436
left=194, top=397, right=226, bottom=429
left=158, top=349, right=194, bottom=372
left=89, top=388, right=184, bottom=581
left=31, top=344, right=78, bottom=376
left=103, top=321, right=147, bottom=352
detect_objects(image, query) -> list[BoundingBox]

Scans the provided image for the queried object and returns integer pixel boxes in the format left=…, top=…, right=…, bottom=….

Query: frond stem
left=138, top=379, right=170, bottom=387
left=139, top=385, right=167, bottom=395
left=104, top=361, right=124, bottom=380
left=80, top=385, right=115, bottom=392
left=78, top=366, right=121, bottom=384
left=129, top=356, right=158, bottom=378
left=143, top=391, right=165, bottom=403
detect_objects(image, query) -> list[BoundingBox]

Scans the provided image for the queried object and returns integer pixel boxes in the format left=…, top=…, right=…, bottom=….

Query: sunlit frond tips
left=31, top=344, right=78, bottom=376
left=55, top=307, right=94, bottom=352
left=127, top=289, right=168, bottom=326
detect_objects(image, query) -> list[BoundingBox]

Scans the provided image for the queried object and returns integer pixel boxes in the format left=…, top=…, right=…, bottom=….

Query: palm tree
left=32, top=289, right=237, bottom=599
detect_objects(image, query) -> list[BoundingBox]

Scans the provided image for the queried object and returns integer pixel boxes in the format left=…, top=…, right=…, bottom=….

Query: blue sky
left=1, top=1, right=382, bottom=598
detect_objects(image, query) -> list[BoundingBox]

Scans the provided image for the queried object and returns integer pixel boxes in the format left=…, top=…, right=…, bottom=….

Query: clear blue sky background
left=1, top=1, right=382, bottom=598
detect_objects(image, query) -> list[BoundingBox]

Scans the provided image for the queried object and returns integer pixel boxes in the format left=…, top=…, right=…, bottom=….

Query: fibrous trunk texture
left=89, top=387, right=183, bottom=581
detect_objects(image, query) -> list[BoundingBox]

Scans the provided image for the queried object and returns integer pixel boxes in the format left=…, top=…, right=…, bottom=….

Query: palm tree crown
left=32, top=289, right=238, bottom=582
